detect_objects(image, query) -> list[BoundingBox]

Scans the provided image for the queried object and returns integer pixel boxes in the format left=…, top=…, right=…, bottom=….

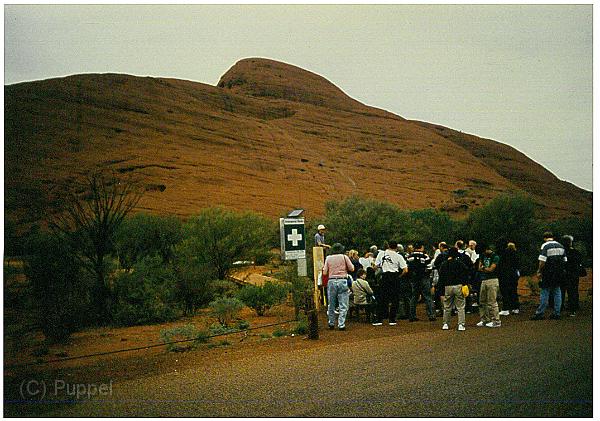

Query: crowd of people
left=316, top=225, right=585, bottom=332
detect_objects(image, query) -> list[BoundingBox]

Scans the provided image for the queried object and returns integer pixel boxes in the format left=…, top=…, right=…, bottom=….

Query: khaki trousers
left=443, top=285, right=465, bottom=326
left=479, top=278, right=500, bottom=323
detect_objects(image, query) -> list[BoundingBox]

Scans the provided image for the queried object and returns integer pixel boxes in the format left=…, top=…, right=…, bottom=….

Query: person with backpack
left=406, top=241, right=435, bottom=322
left=372, top=241, right=408, bottom=326
left=531, top=232, right=567, bottom=320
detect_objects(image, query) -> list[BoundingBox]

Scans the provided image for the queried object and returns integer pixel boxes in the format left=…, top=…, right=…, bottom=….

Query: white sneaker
left=458, top=324, right=466, bottom=331
left=511, top=309, right=520, bottom=314
left=442, top=324, right=449, bottom=330
left=499, top=310, right=510, bottom=316
left=389, top=322, right=397, bottom=326
left=476, top=321, right=485, bottom=327
left=372, top=322, right=383, bottom=326
left=485, top=321, right=501, bottom=328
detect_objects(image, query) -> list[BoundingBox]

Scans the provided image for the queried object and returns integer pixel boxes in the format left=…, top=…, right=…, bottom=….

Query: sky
left=3, top=4, right=594, bottom=191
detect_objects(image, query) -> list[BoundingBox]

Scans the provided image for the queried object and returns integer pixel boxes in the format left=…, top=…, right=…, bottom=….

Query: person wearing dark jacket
left=561, top=235, right=584, bottom=317
left=498, top=242, right=521, bottom=315
left=439, top=247, right=469, bottom=331
left=406, top=241, right=435, bottom=322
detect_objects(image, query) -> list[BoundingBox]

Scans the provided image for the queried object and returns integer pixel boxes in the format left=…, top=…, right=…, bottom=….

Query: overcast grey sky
left=4, top=4, right=593, bottom=191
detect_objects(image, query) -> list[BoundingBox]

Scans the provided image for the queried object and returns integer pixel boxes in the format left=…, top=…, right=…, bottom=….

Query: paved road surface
left=36, top=310, right=592, bottom=417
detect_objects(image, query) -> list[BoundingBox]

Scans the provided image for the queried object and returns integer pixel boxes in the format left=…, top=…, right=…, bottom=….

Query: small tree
left=114, top=212, right=183, bottom=269
left=51, top=170, right=143, bottom=323
left=182, top=207, right=276, bottom=280
left=24, top=230, right=94, bottom=342
left=237, top=281, right=290, bottom=316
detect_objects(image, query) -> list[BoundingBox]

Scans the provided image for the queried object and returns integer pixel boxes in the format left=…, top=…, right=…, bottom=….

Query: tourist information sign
left=279, top=217, right=306, bottom=260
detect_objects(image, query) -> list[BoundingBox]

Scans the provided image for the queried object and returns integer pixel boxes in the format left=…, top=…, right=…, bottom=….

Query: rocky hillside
left=4, top=57, right=592, bottom=227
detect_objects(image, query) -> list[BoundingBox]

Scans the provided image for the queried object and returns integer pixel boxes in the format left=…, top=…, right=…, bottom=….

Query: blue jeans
left=536, top=287, right=562, bottom=316
left=327, top=278, right=350, bottom=328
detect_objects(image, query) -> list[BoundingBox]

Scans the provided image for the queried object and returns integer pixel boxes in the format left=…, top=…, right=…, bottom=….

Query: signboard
left=279, top=217, right=306, bottom=260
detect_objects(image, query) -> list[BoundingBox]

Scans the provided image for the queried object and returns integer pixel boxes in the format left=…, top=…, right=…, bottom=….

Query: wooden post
left=312, top=247, right=325, bottom=311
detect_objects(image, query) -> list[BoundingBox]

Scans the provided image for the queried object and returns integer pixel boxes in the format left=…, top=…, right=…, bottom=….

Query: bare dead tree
left=51, top=170, right=143, bottom=322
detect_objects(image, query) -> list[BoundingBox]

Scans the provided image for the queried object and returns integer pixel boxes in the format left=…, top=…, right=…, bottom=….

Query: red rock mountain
left=4, top=58, right=592, bottom=226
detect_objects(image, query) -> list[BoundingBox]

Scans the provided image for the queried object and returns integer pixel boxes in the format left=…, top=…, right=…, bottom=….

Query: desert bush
left=293, top=316, right=309, bottom=335
left=114, top=213, right=183, bottom=269
left=159, top=324, right=209, bottom=352
left=210, top=279, right=241, bottom=298
left=209, top=296, right=245, bottom=326
left=208, top=322, right=239, bottom=336
left=171, top=257, right=218, bottom=316
left=463, top=194, right=541, bottom=274
left=50, top=170, right=142, bottom=323
left=237, top=281, right=290, bottom=316
left=182, top=207, right=277, bottom=279
left=111, top=256, right=181, bottom=326
left=272, top=328, right=288, bottom=337
left=279, top=263, right=313, bottom=319
left=322, top=196, right=411, bottom=251
left=24, top=230, right=94, bottom=342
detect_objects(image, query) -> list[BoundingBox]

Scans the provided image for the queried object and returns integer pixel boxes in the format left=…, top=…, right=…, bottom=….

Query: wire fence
left=5, top=318, right=300, bottom=370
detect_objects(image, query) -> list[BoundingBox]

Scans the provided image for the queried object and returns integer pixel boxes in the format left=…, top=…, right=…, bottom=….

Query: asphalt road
left=32, top=307, right=592, bottom=417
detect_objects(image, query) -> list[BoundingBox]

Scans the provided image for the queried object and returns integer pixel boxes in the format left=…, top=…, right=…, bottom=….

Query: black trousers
left=499, top=273, right=520, bottom=311
left=561, top=276, right=580, bottom=313
left=376, top=272, right=400, bottom=323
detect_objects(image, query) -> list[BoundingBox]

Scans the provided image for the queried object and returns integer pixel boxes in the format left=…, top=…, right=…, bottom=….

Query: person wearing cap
left=531, top=232, right=566, bottom=320
left=322, top=243, right=354, bottom=331
left=314, top=224, right=331, bottom=250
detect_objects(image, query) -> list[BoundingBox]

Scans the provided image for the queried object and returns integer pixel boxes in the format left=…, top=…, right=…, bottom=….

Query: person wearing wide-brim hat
left=322, top=243, right=354, bottom=331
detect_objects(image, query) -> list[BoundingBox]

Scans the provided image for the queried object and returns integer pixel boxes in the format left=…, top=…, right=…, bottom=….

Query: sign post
left=279, top=215, right=306, bottom=276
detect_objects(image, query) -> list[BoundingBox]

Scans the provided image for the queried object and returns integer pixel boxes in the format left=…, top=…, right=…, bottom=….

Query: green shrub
left=236, top=320, right=251, bottom=330
left=112, top=256, right=182, bottom=326
left=293, top=318, right=309, bottom=335
left=237, top=281, right=290, bottom=316
left=182, top=207, right=277, bottom=279
left=209, top=297, right=244, bottom=326
left=24, top=230, right=94, bottom=342
left=463, top=194, right=541, bottom=274
left=115, top=213, right=183, bottom=269
left=160, top=324, right=209, bottom=352
left=272, top=328, right=288, bottom=337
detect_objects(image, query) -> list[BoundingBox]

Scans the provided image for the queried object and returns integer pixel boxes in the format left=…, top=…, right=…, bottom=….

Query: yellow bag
left=461, top=285, right=470, bottom=297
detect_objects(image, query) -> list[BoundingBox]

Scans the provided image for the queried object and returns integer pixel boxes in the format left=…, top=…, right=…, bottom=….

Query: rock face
left=4, top=58, right=592, bottom=226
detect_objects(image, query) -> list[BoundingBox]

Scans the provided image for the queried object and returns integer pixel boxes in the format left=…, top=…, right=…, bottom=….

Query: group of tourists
left=316, top=225, right=585, bottom=332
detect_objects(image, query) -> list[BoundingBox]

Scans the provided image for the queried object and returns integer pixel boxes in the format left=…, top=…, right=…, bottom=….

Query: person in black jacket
left=406, top=241, right=435, bottom=322
left=439, top=247, right=469, bottom=331
left=561, top=235, right=584, bottom=317
left=498, top=241, right=521, bottom=315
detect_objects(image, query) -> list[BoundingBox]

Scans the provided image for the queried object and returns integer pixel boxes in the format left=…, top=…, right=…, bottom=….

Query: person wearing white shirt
left=372, top=241, right=408, bottom=326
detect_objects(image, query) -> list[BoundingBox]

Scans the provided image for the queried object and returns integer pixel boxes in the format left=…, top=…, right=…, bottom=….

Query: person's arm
left=345, top=255, right=355, bottom=273
left=322, top=257, right=330, bottom=276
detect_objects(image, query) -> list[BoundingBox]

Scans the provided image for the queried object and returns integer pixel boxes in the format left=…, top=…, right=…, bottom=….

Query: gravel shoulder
left=5, top=299, right=593, bottom=417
